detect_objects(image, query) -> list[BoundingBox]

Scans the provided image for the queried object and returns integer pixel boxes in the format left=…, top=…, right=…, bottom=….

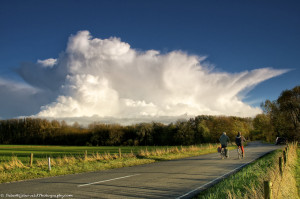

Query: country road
left=0, top=142, right=282, bottom=199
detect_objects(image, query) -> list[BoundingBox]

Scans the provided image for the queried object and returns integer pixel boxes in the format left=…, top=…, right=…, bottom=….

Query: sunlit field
left=0, top=144, right=185, bottom=163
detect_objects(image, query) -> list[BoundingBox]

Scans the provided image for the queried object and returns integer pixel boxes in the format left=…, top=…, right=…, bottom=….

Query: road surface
left=0, top=142, right=281, bottom=199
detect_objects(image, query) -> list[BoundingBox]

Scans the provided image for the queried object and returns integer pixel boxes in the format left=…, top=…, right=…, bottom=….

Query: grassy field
left=0, top=143, right=236, bottom=183
left=0, top=145, right=172, bottom=163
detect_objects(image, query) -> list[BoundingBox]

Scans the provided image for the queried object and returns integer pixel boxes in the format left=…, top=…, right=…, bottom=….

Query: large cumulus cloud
left=35, top=31, right=288, bottom=118
left=1, top=30, right=289, bottom=121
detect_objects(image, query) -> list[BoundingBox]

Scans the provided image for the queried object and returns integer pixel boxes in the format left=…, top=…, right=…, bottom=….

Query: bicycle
left=237, top=146, right=243, bottom=159
left=220, top=148, right=228, bottom=159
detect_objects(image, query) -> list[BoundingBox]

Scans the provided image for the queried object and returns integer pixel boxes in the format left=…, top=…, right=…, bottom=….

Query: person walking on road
left=219, top=132, right=230, bottom=158
left=235, top=132, right=246, bottom=157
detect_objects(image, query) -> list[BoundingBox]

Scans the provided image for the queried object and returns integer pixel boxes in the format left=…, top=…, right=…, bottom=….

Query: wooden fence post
left=283, top=150, right=287, bottom=165
left=264, top=181, right=272, bottom=199
left=119, top=148, right=122, bottom=158
left=48, top=157, right=51, bottom=171
left=30, top=153, right=33, bottom=167
left=279, top=157, right=283, bottom=175
left=84, top=150, right=88, bottom=160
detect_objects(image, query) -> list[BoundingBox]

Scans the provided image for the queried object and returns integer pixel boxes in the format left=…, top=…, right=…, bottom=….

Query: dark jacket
left=235, top=135, right=246, bottom=146
left=219, top=134, right=230, bottom=146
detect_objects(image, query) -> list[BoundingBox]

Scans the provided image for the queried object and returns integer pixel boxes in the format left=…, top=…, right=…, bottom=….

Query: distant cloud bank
left=0, top=31, right=289, bottom=121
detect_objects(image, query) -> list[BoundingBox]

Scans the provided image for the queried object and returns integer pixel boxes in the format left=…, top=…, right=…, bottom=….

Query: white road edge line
left=176, top=156, right=263, bottom=199
left=78, top=174, right=141, bottom=187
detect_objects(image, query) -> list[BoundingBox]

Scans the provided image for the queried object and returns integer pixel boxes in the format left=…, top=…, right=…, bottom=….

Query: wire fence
left=263, top=142, right=298, bottom=199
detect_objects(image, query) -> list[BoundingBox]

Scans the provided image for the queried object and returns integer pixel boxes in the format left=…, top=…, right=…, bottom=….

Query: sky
left=0, top=0, right=299, bottom=123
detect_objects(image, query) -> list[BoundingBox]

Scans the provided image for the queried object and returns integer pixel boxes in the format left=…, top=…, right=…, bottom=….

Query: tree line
left=0, top=116, right=252, bottom=146
left=0, top=85, right=298, bottom=146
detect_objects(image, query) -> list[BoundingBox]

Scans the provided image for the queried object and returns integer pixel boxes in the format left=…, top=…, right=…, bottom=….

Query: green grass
left=296, top=148, right=300, bottom=195
left=0, top=144, right=236, bottom=183
left=195, top=143, right=298, bottom=199
left=196, top=150, right=277, bottom=199
left=0, top=145, right=178, bottom=163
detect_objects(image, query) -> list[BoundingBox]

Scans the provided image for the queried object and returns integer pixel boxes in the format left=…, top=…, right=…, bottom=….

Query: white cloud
left=33, top=30, right=288, bottom=119
left=37, top=58, right=57, bottom=68
left=38, top=74, right=119, bottom=117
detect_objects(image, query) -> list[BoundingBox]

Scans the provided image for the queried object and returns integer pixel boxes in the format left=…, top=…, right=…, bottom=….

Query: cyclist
left=235, top=132, right=246, bottom=158
left=219, top=132, right=230, bottom=158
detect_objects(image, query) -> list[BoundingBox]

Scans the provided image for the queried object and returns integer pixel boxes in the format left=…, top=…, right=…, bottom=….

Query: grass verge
left=296, top=148, right=300, bottom=196
left=0, top=144, right=236, bottom=183
left=195, top=143, right=298, bottom=199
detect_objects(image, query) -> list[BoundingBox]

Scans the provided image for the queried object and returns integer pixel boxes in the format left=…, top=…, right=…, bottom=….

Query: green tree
left=174, top=120, right=195, bottom=145
left=136, top=123, right=153, bottom=146
left=252, top=114, right=274, bottom=141
left=260, top=85, right=300, bottom=141
left=197, top=121, right=211, bottom=142
left=277, top=86, right=300, bottom=139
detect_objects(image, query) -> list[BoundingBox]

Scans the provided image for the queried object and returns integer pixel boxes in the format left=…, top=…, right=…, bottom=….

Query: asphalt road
left=0, top=142, right=282, bottom=199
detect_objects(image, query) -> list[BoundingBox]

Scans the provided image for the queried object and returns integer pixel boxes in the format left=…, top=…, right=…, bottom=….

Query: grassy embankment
left=296, top=148, right=300, bottom=196
left=196, top=143, right=299, bottom=199
left=0, top=144, right=235, bottom=183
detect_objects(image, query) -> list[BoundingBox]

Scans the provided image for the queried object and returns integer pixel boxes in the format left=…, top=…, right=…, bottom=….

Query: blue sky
left=0, top=0, right=299, bottom=120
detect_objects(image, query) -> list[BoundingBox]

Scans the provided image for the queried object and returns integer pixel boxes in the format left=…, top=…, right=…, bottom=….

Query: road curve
left=0, top=142, right=282, bottom=199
